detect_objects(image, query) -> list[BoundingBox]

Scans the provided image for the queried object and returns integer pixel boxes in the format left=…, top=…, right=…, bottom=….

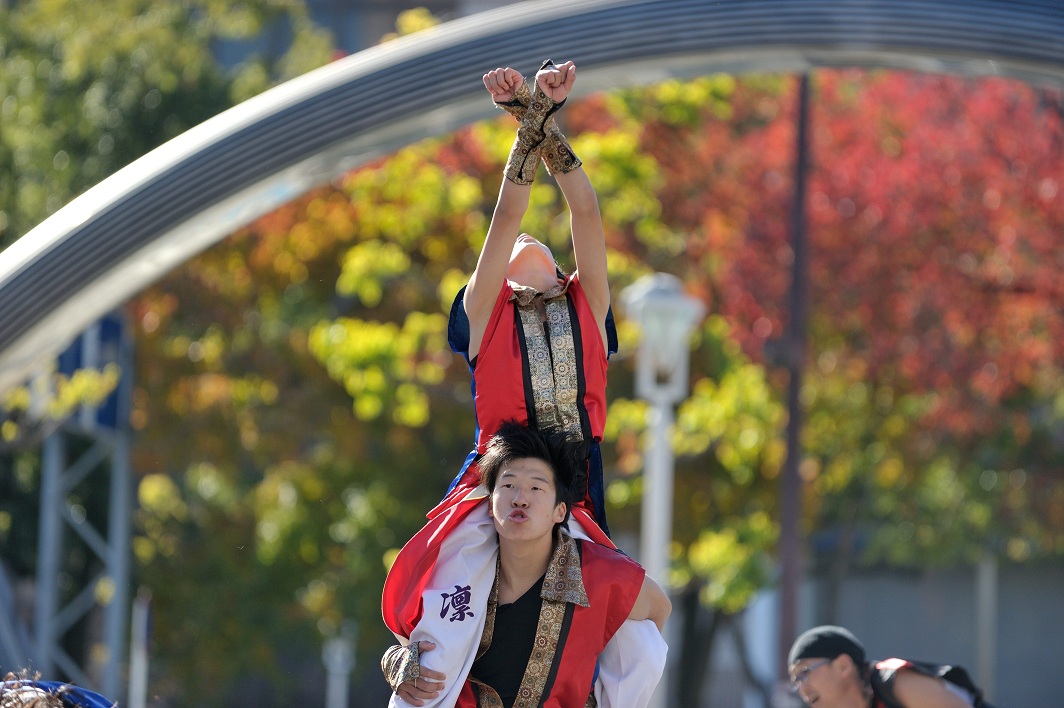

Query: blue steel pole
left=36, top=432, right=64, bottom=675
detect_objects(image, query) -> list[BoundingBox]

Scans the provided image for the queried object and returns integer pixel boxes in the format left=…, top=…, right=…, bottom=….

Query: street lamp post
left=622, top=273, right=705, bottom=708
left=322, top=620, right=357, bottom=708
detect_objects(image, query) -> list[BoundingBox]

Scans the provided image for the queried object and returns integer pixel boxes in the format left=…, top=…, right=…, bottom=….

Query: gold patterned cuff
left=381, top=642, right=421, bottom=691
left=494, top=79, right=579, bottom=176
left=504, top=132, right=541, bottom=184
left=542, top=123, right=582, bottom=176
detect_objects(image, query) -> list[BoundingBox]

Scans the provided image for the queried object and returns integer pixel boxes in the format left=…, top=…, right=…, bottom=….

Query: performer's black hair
left=478, top=421, right=587, bottom=526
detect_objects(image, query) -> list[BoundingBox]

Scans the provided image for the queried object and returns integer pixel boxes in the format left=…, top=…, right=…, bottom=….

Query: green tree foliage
left=606, top=70, right=1064, bottom=562
left=0, top=0, right=330, bottom=248
left=587, top=70, right=1062, bottom=699
left=0, top=0, right=332, bottom=445
left=0, top=0, right=332, bottom=700
left=797, top=72, right=1064, bottom=569
left=128, top=182, right=469, bottom=702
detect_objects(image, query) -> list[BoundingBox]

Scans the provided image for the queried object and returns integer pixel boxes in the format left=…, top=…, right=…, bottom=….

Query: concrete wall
left=704, top=561, right=1063, bottom=706
left=822, top=561, right=1064, bottom=707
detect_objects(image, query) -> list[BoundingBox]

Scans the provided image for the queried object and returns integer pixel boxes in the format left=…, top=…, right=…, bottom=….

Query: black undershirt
left=470, top=574, right=546, bottom=707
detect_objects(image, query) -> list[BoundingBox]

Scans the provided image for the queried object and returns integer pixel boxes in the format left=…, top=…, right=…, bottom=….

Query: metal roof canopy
left=1, top=0, right=1062, bottom=395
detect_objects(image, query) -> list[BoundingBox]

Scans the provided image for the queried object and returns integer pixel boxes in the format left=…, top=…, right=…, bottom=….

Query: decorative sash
left=469, top=537, right=593, bottom=707
left=512, top=282, right=582, bottom=441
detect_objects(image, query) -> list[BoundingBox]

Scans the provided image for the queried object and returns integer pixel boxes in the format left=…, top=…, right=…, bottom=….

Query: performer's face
left=789, top=656, right=852, bottom=707
left=506, top=233, right=556, bottom=278
left=490, top=457, right=567, bottom=541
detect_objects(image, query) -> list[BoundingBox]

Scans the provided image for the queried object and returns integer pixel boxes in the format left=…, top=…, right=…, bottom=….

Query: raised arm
left=464, top=63, right=578, bottom=357
left=628, top=574, right=672, bottom=633
left=555, top=166, right=609, bottom=325
left=527, top=62, right=610, bottom=332
left=464, top=178, right=531, bottom=349
left=464, top=67, right=534, bottom=354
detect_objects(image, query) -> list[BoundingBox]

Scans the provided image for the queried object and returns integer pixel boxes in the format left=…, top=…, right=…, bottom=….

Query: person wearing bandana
left=788, top=625, right=994, bottom=708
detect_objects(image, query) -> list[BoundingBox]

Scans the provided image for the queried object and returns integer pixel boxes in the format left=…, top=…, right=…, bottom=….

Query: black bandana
left=788, top=625, right=866, bottom=667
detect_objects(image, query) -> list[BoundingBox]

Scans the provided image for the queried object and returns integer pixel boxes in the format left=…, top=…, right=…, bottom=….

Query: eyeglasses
left=790, top=658, right=832, bottom=691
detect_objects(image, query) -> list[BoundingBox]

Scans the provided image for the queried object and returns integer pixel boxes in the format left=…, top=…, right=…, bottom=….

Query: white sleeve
left=389, top=502, right=497, bottom=708
left=567, top=517, right=669, bottom=708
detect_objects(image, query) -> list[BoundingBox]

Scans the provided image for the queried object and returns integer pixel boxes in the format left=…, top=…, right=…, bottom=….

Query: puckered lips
left=507, top=509, right=529, bottom=522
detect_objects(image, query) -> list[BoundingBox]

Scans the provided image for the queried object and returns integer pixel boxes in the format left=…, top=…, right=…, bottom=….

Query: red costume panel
left=539, top=542, right=645, bottom=706
left=440, top=275, right=612, bottom=503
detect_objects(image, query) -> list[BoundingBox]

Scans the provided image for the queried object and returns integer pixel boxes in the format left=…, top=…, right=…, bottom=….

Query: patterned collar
left=473, top=533, right=590, bottom=704
left=541, top=534, right=589, bottom=607
left=509, top=277, right=570, bottom=307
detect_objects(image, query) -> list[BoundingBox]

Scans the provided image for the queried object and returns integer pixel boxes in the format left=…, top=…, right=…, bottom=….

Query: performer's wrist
left=381, top=642, right=421, bottom=691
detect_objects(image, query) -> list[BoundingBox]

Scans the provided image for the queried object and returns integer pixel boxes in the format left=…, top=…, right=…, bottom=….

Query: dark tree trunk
left=676, top=578, right=720, bottom=703
left=728, top=613, right=774, bottom=706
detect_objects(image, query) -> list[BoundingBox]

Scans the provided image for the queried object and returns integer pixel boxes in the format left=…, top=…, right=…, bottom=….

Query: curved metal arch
left=1, top=0, right=1062, bottom=393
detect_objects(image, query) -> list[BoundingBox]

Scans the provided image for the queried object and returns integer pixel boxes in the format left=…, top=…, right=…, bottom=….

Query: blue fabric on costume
left=0, top=681, right=116, bottom=708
